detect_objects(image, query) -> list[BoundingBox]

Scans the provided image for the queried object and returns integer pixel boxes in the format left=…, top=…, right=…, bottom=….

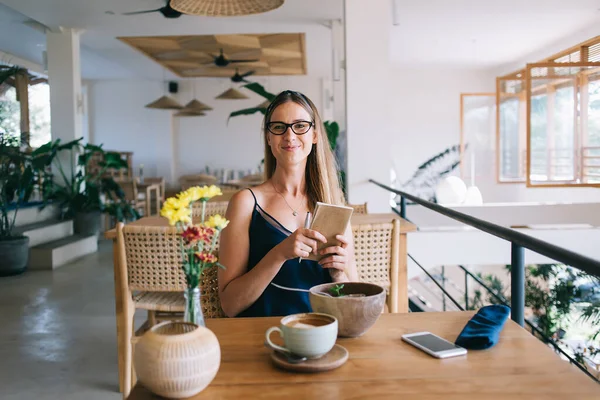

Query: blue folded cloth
left=455, top=305, right=511, bottom=350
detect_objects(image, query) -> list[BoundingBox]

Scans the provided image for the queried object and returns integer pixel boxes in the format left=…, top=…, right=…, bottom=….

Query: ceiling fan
left=231, top=68, right=255, bottom=83
left=121, top=0, right=182, bottom=19
left=210, top=49, right=259, bottom=67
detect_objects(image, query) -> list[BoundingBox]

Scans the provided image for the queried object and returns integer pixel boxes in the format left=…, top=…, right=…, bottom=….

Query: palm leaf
left=400, top=144, right=465, bottom=202
left=228, top=107, right=266, bottom=121
left=242, top=82, right=276, bottom=101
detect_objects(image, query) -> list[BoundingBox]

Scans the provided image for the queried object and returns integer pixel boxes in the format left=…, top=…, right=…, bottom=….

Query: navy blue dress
left=237, top=189, right=332, bottom=317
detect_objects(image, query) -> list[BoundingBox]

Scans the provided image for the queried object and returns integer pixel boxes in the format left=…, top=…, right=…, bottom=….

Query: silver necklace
left=271, top=181, right=304, bottom=216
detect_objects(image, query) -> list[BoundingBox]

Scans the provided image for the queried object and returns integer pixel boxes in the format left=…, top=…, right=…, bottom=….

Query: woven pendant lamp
left=182, top=99, right=213, bottom=112
left=171, top=0, right=284, bottom=17
left=146, top=70, right=184, bottom=110
left=175, top=110, right=206, bottom=117
left=215, top=87, right=249, bottom=100
left=145, top=95, right=184, bottom=110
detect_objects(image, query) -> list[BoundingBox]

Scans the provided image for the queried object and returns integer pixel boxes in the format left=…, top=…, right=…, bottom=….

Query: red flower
left=181, top=226, right=201, bottom=243
left=181, top=226, right=216, bottom=245
left=194, top=252, right=217, bottom=264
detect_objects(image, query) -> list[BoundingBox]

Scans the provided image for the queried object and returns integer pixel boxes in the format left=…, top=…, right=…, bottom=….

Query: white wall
left=344, top=0, right=600, bottom=209
left=86, top=22, right=339, bottom=189
left=88, top=76, right=326, bottom=188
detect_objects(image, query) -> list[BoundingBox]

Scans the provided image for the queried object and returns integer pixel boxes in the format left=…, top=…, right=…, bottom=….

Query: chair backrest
left=143, top=177, right=165, bottom=201
left=115, top=178, right=139, bottom=203
left=349, top=202, right=368, bottom=215
left=118, top=224, right=225, bottom=318
left=352, top=219, right=402, bottom=313
left=192, top=201, right=229, bottom=219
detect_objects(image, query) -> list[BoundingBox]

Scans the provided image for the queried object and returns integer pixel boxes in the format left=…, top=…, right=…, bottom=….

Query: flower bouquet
left=160, top=185, right=229, bottom=326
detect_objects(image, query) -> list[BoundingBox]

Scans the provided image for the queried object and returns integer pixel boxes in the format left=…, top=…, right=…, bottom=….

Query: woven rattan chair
left=142, top=177, right=165, bottom=203
left=349, top=202, right=368, bottom=215
left=352, top=219, right=402, bottom=313
left=192, top=201, right=229, bottom=219
left=115, top=223, right=225, bottom=397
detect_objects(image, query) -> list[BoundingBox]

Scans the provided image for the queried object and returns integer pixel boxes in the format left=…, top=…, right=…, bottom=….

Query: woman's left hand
left=319, top=234, right=350, bottom=274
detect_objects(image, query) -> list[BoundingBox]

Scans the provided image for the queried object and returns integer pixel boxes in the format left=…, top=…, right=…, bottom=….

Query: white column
left=46, top=29, right=83, bottom=145
left=344, top=0, right=393, bottom=211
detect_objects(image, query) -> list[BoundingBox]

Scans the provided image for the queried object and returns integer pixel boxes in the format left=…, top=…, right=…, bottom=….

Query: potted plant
left=0, top=135, right=38, bottom=275
left=32, top=138, right=139, bottom=237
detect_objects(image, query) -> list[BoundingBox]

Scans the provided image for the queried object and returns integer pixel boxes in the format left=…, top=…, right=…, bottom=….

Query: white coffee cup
left=265, top=313, right=337, bottom=359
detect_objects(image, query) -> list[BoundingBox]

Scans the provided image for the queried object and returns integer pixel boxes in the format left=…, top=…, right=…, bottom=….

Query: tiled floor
left=0, top=240, right=136, bottom=400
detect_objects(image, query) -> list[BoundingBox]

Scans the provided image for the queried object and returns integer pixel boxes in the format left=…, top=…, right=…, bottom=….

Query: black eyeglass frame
left=266, top=120, right=314, bottom=136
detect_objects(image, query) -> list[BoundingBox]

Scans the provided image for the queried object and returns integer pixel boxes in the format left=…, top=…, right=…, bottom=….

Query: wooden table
left=105, top=213, right=416, bottom=393
left=127, top=312, right=600, bottom=399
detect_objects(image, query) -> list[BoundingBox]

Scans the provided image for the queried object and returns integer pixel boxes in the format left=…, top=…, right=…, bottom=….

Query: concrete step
left=13, top=219, right=73, bottom=247
left=28, top=235, right=98, bottom=270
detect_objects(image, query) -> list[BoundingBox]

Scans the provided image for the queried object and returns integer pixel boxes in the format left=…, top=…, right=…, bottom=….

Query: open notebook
left=305, top=202, right=354, bottom=262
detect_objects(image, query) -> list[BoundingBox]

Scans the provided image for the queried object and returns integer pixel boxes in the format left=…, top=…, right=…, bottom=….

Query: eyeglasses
left=267, top=120, right=314, bottom=135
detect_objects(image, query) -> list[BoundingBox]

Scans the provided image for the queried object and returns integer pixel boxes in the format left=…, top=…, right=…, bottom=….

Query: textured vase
left=134, top=321, right=220, bottom=398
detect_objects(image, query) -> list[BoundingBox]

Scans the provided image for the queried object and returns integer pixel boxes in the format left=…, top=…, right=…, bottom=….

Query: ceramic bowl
left=309, top=282, right=386, bottom=337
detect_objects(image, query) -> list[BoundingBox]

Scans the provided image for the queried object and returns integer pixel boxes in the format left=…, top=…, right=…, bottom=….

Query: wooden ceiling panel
left=215, top=34, right=261, bottom=49
left=118, top=33, right=306, bottom=77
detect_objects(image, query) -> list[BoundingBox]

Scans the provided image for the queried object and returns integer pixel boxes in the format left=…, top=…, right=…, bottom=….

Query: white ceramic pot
left=134, top=321, right=220, bottom=398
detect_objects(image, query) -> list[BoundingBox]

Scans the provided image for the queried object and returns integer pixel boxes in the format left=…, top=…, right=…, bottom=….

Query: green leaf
left=242, top=82, right=276, bottom=101
left=228, top=107, right=266, bottom=121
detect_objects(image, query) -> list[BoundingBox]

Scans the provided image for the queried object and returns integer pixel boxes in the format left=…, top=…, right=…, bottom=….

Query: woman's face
left=266, top=101, right=317, bottom=166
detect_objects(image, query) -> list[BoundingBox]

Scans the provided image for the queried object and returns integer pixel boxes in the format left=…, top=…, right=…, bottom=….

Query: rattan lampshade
left=145, top=95, right=184, bottom=110
left=215, top=88, right=249, bottom=100
left=183, top=99, right=213, bottom=112
left=171, top=0, right=284, bottom=16
left=175, top=110, right=206, bottom=117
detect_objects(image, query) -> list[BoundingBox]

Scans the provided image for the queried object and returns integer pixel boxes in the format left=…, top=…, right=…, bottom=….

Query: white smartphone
left=402, top=331, right=467, bottom=359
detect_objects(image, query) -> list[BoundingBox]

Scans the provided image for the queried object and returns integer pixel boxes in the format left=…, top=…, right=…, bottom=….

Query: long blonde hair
left=263, top=90, right=344, bottom=208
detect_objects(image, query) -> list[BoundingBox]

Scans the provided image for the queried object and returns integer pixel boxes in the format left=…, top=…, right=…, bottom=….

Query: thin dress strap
left=247, top=188, right=257, bottom=206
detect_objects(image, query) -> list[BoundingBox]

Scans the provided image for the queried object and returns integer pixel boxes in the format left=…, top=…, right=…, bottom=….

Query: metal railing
left=417, top=263, right=599, bottom=383
left=369, top=179, right=600, bottom=327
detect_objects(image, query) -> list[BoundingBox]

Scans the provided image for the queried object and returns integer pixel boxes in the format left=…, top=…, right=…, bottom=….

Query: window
left=496, top=36, right=600, bottom=187
left=0, top=66, right=50, bottom=148
left=526, top=63, right=600, bottom=187
left=28, top=82, right=51, bottom=148
left=496, top=72, right=526, bottom=182
left=460, top=93, right=496, bottom=185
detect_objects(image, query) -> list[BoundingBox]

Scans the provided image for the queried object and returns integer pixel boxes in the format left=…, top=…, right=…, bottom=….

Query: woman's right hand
left=276, top=228, right=327, bottom=261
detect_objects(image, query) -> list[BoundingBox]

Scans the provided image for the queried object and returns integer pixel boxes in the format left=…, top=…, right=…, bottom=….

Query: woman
left=218, top=90, right=358, bottom=318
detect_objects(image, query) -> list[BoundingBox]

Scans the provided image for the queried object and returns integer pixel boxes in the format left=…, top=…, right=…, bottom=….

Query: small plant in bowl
left=309, top=282, right=386, bottom=337
left=329, top=284, right=345, bottom=297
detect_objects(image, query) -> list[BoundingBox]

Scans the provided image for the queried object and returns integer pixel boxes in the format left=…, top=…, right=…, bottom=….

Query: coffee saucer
left=269, top=344, right=349, bottom=373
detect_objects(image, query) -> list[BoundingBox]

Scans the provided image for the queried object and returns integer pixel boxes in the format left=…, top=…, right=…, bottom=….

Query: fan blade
left=122, top=8, right=161, bottom=15
left=241, top=70, right=256, bottom=77
left=229, top=59, right=260, bottom=63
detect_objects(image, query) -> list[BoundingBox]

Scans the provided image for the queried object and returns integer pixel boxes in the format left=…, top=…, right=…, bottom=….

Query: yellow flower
left=176, top=192, right=192, bottom=208
left=186, top=185, right=223, bottom=202
left=206, top=185, right=223, bottom=199
left=184, top=187, right=204, bottom=202
left=205, top=214, right=229, bottom=230
left=168, top=207, right=191, bottom=226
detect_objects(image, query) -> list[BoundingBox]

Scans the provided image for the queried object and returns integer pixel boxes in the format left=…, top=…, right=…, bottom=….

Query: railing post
left=441, top=265, right=446, bottom=311
left=511, top=243, right=525, bottom=327
left=400, top=196, right=406, bottom=219
left=464, top=271, right=469, bottom=310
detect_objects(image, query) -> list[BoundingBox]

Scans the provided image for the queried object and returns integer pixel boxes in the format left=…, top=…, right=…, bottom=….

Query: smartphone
left=402, top=331, right=467, bottom=359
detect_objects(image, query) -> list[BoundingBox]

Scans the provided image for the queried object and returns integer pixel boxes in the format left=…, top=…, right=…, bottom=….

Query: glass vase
left=184, top=287, right=205, bottom=327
